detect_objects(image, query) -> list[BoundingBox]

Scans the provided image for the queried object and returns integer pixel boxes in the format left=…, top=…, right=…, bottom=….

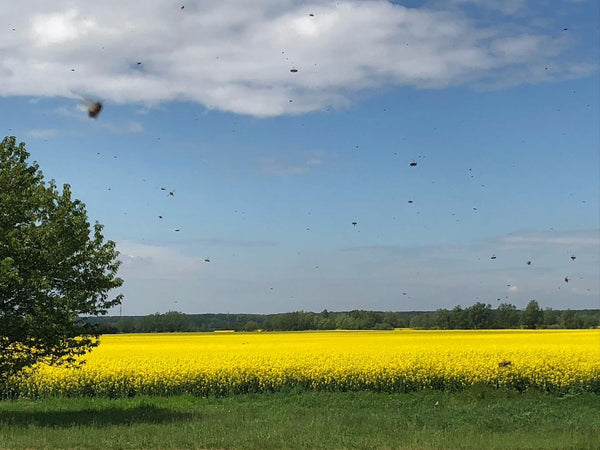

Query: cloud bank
left=1, top=0, right=595, bottom=116
left=114, top=229, right=600, bottom=314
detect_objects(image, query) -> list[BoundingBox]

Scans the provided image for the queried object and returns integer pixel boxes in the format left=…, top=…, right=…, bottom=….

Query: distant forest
left=88, top=301, right=600, bottom=334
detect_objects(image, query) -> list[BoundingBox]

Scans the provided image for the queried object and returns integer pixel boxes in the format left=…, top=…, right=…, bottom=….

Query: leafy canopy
left=0, top=136, right=123, bottom=377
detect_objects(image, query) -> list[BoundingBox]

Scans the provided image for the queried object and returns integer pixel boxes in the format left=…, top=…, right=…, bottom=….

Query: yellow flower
left=5, top=330, right=599, bottom=397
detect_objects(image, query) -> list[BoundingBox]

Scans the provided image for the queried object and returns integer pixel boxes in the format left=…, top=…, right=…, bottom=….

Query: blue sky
left=1, top=0, right=598, bottom=314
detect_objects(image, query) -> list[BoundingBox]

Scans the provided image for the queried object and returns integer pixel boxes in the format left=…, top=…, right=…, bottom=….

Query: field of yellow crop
left=4, top=330, right=600, bottom=398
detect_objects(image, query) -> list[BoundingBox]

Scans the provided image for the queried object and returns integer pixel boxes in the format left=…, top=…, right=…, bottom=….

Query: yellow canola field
left=8, top=329, right=600, bottom=397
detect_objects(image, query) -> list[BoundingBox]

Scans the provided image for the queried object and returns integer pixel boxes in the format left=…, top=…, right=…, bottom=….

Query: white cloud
left=26, top=128, right=60, bottom=138
left=441, top=0, right=529, bottom=15
left=499, top=230, right=600, bottom=248
left=191, top=238, right=278, bottom=248
left=337, top=229, right=599, bottom=307
left=31, top=9, right=96, bottom=46
left=117, top=241, right=205, bottom=280
left=112, top=227, right=600, bottom=314
left=262, top=154, right=323, bottom=175
left=117, top=238, right=278, bottom=281
left=571, top=287, right=599, bottom=297
left=0, top=0, right=594, bottom=117
left=99, top=120, right=144, bottom=134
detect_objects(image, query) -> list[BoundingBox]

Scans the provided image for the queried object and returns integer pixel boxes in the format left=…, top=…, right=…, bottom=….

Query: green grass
left=0, top=388, right=598, bottom=449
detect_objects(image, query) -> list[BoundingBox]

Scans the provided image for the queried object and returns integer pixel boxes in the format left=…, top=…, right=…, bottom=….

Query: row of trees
left=92, top=301, right=600, bottom=334
left=407, top=301, right=598, bottom=330
left=95, top=312, right=266, bottom=333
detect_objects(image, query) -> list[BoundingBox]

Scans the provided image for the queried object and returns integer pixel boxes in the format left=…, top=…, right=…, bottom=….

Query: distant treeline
left=88, top=301, right=600, bottom=334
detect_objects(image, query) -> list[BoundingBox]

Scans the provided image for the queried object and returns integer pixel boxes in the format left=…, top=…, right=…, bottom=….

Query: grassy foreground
left=0, top=389, right=598, bottom=449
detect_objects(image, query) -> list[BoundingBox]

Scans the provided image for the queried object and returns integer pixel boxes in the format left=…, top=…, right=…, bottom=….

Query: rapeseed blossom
left=4, top=330, right=599, bottom=398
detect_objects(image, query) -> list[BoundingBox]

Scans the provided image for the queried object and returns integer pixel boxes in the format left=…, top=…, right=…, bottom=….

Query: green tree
left=160, top=311, right=192, bottom=332
left=409, top=313, right=433, bottom=329
left=521, top=300, right=542, bottom=329
left=243, top=320, right=260, bottom=331
left=542, top=308, right=557, bottom=327
left=432, top=308, right=451, bottom=329
left=560, top=309, right=583, bottom=329
left=0, top=136, right=123, bottom=378
left=315, top=310, right=335, bottom=330
left=382, top=311, right=399, bottom=329
left=467, top=302, right=493, bottom=329
left=449, top=305, right=469, bottom=329
left=496, top=303, right=520, bottom=328
left=115, top=318, right=137, bottom=333
left=335, top=313, right=359, bottom=330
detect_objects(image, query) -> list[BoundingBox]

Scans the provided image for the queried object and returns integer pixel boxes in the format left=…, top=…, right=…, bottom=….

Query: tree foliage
left=521, top=300, right=542, bottom=329
left=0, top=136, right=123, bottom=377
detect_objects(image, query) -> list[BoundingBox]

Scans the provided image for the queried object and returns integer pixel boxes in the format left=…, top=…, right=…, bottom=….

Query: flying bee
left=87, top=101, right=103, bottom=118
left=76, top=96, right=103, bottom=119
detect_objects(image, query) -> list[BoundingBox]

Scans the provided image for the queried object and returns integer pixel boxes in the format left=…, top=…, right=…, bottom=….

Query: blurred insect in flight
left=77, top=96, right=103, bottom=119
left=87, top=101, right=103, bottom=118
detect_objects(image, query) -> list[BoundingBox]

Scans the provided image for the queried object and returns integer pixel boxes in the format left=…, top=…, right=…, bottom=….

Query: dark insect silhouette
left=158, top=215, right=163, bottom=219
left=174, top=229, right=180, bottom=232
left=290, top=68, right=298, bottom=73
left=408, top=200, right=413, bottom=203
left=87, top=101, right=103, bottom=119
left=204, top=258, right=210, bottom=263
left=352, top=222, right=357, bottom=226
left=564, top=277, right=569, bottom=283
left=410, top=162, right=417, bottom=167
left=490, top=255, right=497, bottom=260
left=526, top=260, right=531, bottom=265
left=161, top=187, right=166, bottom=191
left=571, top=255, right=576, bottom=261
